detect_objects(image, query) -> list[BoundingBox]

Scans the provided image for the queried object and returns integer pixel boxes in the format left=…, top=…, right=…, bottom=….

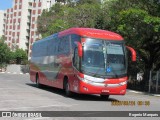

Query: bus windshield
left=81, top=38, right=127, bottom=78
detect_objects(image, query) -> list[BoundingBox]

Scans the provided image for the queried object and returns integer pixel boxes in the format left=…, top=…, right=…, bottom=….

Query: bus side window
left=58, top=36, right=70, bottom=54
left=64, top=36, right=69, bottom=54
left=48, top=37, right=57, bottom=55
left=71, top=34, right=81, bottom=52
left=73, top=48, right=80, bottom=70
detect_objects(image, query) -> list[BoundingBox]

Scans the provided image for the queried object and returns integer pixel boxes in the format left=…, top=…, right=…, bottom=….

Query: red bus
left=30, top=28, right=136, bottom=99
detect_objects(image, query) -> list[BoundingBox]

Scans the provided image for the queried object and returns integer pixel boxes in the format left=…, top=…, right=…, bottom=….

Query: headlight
left=77, top=75, right=94, bottom=83
left=119, top=81, right=127, bottom=86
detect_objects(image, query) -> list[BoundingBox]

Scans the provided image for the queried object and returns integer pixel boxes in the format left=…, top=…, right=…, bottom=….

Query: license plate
left=102, top=90, right=109, bottom=93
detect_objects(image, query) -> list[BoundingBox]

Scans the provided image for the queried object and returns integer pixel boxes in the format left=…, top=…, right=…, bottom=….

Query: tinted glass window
left=71, top=34, right=81, bottom=51
left=58, top=36, right=70, bottom=54
left=48, top=37, right=58, bottom=55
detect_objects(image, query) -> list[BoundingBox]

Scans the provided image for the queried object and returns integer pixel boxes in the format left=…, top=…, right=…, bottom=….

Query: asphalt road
left=0, top=73, right=159, bottom=120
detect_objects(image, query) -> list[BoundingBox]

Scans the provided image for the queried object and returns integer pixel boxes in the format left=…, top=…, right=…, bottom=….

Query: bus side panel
left=30, top=62, right=39, bottom=83
left=54, top=54, right=73, bottom=89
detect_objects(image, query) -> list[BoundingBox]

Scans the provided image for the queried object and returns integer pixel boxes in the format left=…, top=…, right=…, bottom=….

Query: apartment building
left=2, top=0, right=56, bottom=58
left=0, top=10, right=5, bottom=37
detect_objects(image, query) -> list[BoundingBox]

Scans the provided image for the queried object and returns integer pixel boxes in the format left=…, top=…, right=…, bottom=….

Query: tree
left=0, top=37, right=11, bottom=65
left=77, top=0, right=101, bottom=4
left=14, top=49, right=28, bottom=64
left=37, top=2, right=101, bottom=38
left=102, top=0, right=160, bottom=90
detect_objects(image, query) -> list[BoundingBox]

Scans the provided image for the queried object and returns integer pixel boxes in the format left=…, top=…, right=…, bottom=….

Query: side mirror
left=77, top=42, right=83, bottom=57
left=126, top=46, right=136, bottom=62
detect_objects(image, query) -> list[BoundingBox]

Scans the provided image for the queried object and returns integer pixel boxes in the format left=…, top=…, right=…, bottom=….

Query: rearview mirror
left=77, top=42, right=82, bottom=57
left=126, top=46, right=136, bottom=62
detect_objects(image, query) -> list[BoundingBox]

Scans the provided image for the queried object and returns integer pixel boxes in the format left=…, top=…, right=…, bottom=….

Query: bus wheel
left=100, top=95, right=109, bottom=100
left=64, top=80, right=72, bottom=97
left=36, top=75, right=42, bottom=88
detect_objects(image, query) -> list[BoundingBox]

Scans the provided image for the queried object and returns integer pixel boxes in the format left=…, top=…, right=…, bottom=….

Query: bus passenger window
left=73, top=48, right=80, bottom=70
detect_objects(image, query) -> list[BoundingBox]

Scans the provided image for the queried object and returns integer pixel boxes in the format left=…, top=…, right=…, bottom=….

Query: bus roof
left=59, top=28, right=123, bottom=40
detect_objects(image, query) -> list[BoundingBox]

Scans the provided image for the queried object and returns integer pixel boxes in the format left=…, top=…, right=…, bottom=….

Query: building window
left=13, top=26, right=15, bottom=30
left=32, top=10, right=36, bottom=15
left=12, top=32, right=15, bottom=37
left=15, top=0, right=18, bottom=4
left=18, top=25, right=20, bottom=29
left=13, top=22, right=16, bottom=26
left=14, top=12, right=17, bottom=16
left=19, top=5, right=22, bottom=9
left=31, top=31, right=34, bottom=35
left=32, top=24, right=35, bottom=29
left=18, top=18, right=20, bottom=22
left=16, top=39, right=19, bottom=43
left=13, top=19, right=16, bottom=23
left=32, top=17, right=35, bottom=22
left=18, top=12, right=21, bottom=16
left=31, top=38, right=34, bottom=43
left=14, top=5, right=17, bottom=10
left=33, top=3, right=36, bottom=7
left=38, top=2, right=41, bottom=7
left=38, top=9, right=41, bottom=14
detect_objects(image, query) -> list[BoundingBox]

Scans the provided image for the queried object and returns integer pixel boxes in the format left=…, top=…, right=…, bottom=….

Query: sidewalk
left=127, top=89, right=160, bottom=97
left=0, top=64, right=29, bottom=75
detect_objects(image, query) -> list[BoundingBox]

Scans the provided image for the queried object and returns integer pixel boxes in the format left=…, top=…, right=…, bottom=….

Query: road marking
left=127, top=90, right=143, bottom=94
left=0, top=72, right=29, bottom=75
left=152, top=94, right=160, bottom=97
left=127, top=90, right=160, bottom=97
left=0, top=104, right=74, bottom=111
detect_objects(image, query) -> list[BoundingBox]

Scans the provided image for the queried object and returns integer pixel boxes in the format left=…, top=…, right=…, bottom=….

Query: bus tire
left=36, top=74, right=42, bottom=88
left=64, top=78, right=72, bottom=97
left=100, top=95, right=109, bottom=100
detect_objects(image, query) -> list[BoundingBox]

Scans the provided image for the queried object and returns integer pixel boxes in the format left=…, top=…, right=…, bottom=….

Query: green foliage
left=0, top=37, right=28, bottom=66
left=0, top=37, right=10, bottom=64
left=103, top=0, right=160, bottom=89
left=37, top=2, right=101, bottom=38
left=77, top=0, right=101, bottom=4
left=14, top=49, right=28, bottom=64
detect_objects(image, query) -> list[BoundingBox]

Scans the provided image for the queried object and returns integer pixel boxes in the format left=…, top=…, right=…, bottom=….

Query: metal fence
left=128, top=70, right=160, bottom=94
left=149, top=70, right=160, bottom=94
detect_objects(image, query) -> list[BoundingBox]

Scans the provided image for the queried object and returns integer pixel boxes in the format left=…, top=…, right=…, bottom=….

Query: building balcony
left=26, top=31, right=30, bottom=37
left=28, top=0, right=33, bottom=3
left=28, top=6, right=32, bottom=10
left=26, top=24, right=31, bottom=30
left=27, top=19, right=31, bottom=23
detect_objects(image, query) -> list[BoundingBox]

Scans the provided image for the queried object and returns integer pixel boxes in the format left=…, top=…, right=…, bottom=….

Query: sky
left=0, top=0, right=12, bottom=10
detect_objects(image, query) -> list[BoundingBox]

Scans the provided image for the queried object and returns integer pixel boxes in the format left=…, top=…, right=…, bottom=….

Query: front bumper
left=78, top=80, right=127, bottom=95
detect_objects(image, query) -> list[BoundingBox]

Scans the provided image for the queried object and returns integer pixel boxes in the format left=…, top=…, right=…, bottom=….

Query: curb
left=127, top=89, right=160, bottom=97
left=0, top=72, right=29, bottom=75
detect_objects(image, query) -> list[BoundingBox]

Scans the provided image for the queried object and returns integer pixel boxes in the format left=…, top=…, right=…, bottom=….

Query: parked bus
left=30, top=28, right=136, bottom=99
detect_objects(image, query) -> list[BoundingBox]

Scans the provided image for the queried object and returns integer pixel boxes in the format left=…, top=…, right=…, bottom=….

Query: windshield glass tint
left=81, top=38, right=127, bottom=78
